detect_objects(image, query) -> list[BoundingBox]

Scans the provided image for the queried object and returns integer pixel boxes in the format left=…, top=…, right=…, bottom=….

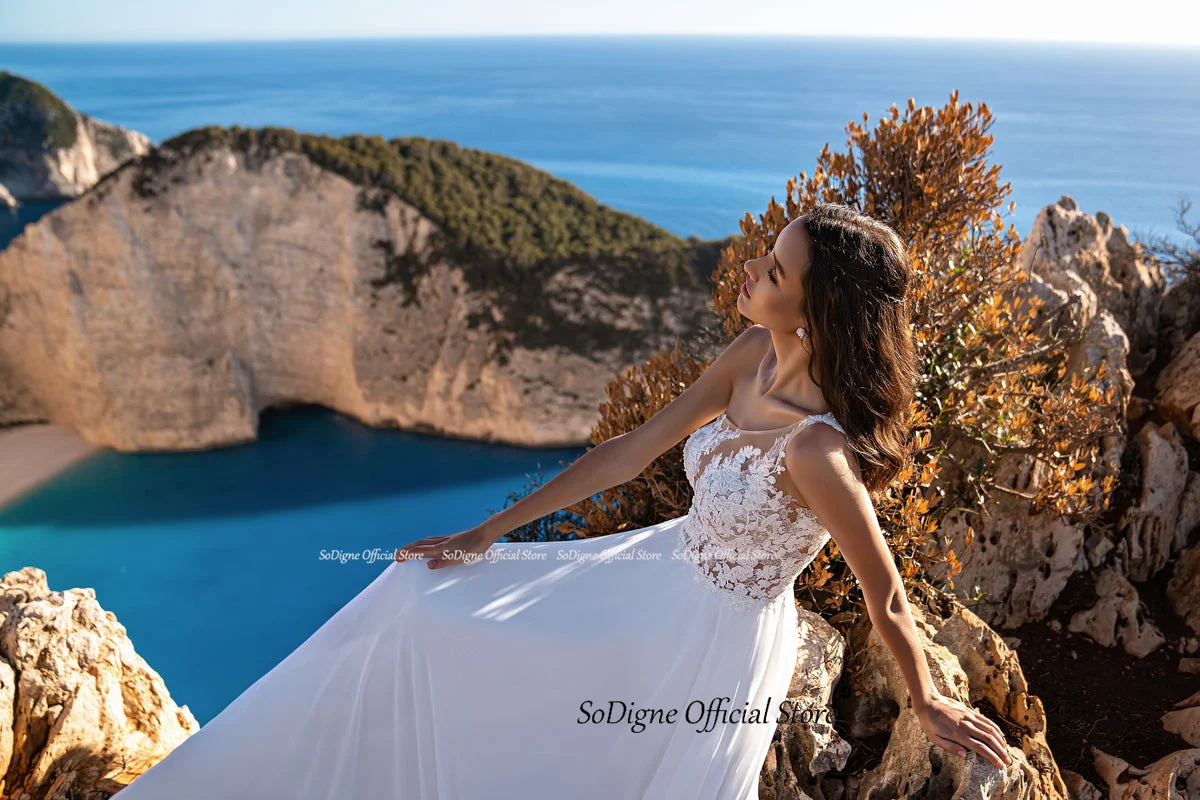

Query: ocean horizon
left=3, top=35, right=1198, bottom=248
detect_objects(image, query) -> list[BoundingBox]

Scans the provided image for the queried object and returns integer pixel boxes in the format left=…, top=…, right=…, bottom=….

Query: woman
left=115, top=204, right=1012, bottom=799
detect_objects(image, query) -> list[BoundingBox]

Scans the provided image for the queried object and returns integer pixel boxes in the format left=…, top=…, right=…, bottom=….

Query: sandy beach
left=0, top=424, right=103, bottom=511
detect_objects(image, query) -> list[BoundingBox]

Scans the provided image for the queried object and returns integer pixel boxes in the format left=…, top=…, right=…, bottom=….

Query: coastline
left=0, top=424, right=103, bottom=512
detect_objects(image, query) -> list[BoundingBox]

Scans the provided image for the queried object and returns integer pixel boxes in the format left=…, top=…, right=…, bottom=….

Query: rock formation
left=0, top=72, right=152, bottom=206
left=0, top=126, right=721, bottom=450
left=1091, top=745, right=1200, bottom=798
left=1015, top=196, right=1164, bottom=378
left=901, top=194, right=1200, bottom=793
left=1168, top=542, right=1200, bottom=636
left=0, top=567, right=198, bottom=800
left=761, top=590, right=1067, bottom=800
left=930, top=196, right=1168, bottom=633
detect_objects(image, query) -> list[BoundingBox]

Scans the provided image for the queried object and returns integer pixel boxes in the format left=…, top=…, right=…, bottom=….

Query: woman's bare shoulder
left=731, top=324, right=771, bottom=370
left=781, top=421, right=861, bottom=494
left=704, top=324, right=770, bottom=382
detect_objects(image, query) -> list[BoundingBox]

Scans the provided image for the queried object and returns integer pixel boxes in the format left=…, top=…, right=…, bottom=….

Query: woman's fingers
left=929, top=720, right=1011, bottom=769
left=395, top=527, right=499, bottom=567
left=971, top=709, right=1005, bottom=741
left=962, top=712, right=1008, bottom=754
left=960, top=717, right=1011, bottom=767
left=394, top=536, right=449, bottom=562
left=933, top=731, right=1000, bottom=767
left=965, top=731, right=1008, bottom=769
left=943, top=719, right=1008, bottom=769
left=917, top=694, right=1013, bottom=770
left=929, top=732, right=969, bottom=758
left=428, top=550, right=468, bottom=569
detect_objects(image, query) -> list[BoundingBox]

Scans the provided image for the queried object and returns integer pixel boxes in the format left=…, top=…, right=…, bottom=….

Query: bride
left=114, top=204, right=1012, bottom=799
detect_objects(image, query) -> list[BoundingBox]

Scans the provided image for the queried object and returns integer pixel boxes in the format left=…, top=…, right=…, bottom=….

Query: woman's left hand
left=394, top=525, right=499, bottom=570
left=914, top=691, right=1013, bottom=769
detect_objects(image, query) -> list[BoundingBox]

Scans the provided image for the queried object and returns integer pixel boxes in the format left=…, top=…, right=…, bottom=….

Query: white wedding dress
left=114, top=410, right=845, bottom=800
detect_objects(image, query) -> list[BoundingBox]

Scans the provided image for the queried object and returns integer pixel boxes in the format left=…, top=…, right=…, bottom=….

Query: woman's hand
left=394, top=526, right=499, bottom=570
left=914, top=691, right=1013, bottom=769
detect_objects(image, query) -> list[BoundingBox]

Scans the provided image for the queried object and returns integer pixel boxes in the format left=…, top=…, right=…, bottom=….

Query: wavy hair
left=798, top=203, right=918, bottom=499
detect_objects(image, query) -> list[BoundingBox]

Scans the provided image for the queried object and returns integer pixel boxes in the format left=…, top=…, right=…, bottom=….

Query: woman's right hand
left=914, top=691, right=1012, bottom=769
left=394, top=525, right=500, bottom=571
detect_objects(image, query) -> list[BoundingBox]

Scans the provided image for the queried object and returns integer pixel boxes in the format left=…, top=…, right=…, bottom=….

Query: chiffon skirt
left=115, top=513, right=801, bottom=799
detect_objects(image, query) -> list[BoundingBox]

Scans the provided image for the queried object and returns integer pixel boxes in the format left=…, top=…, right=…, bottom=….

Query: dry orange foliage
left=509, top=91, right=1124, bottom=617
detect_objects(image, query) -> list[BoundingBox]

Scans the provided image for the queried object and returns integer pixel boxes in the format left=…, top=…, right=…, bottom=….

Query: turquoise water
left=0, top=406, right=583, bottom=723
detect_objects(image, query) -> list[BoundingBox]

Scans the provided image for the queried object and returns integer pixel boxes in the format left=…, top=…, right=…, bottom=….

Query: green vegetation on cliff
left=0, top=71, right=78, bottom=152
left=122, top=125, right=729, bottom=280
left=99, top=124, right=734, bottom=363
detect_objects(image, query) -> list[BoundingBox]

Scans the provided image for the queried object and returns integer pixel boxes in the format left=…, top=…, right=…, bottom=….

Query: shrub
left=0, top=71, right=78, bottom=151
left=509, top=91, right=1124, bottom=619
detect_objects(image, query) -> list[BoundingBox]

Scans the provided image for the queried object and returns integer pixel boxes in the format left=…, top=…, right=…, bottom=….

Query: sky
left=2, top=0, right=1198, bottom=46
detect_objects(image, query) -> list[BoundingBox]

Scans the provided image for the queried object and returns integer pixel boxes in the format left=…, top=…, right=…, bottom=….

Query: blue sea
left=0, top=405, right=581, bottom=724
left=2, top=37, right=1199, bottom=247
left=0, top=36, right=1198, bottom=724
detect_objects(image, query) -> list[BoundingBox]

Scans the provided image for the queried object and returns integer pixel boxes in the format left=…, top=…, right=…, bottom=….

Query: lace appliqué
left=676, top=412, right=840, bottom=615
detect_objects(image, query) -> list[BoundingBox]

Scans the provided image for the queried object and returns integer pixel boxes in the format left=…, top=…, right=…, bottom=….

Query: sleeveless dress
left=114, top=411, right=845, bottom=800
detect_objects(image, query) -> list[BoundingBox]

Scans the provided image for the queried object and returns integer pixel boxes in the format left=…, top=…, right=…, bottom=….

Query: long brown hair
left=799, top=203, right=918, bottom=499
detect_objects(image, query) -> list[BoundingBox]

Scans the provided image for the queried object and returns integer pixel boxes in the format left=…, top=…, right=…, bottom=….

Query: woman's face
left=737, top=217, right=811, bottom=330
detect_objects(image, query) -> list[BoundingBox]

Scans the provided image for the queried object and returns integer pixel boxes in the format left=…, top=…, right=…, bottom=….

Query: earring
left=795, top=326, right=807, bottom=339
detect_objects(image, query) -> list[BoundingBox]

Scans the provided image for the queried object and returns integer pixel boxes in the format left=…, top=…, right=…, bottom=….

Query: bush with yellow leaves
left=499, top=90, right=1124, bottom=620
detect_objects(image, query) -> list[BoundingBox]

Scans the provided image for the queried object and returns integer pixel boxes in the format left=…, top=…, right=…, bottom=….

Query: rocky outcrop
left=929, top=195, right=1152, bottom=630
left=926, top=194, right=1200, bottom=788
left=0, top=567, right=198, bottom=800
left=1091, top=745, right=1200, bottom=799
left=1157, top=331, right=1200, bottom=440
left=1067, top=566, right=1166, bottom=657
left=761, top=591, right=1066, bottom=800
left=849, top=593, right=1066, bottom=800
left=1162, top=688, right=1200, bottom=749
left=920, top=193, right=1200, bottom=660
left=1168, top=542, right=1200, bottom=636
left=902, top=193, right=1200, bottom=785
left=760, top=609, right=850, bottom=798
left=0, top=127, right=718, bottom=450
left=1112, top=420, right=1195, bottom=583
left=1015, top=195, right=1165, bottom=377
left=0, top=72, right=152, bottom=205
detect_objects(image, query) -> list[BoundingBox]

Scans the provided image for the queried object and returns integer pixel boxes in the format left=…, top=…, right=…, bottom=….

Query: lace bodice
left=676, top=410, right=843, bottom=614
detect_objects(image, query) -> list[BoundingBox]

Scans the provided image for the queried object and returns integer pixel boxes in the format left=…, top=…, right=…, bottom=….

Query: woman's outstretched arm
left=403, top=326, right=762, bottom=567
left=478, top=327, right=768, bottom=541
left=782, top=425, right=1013, bottom=770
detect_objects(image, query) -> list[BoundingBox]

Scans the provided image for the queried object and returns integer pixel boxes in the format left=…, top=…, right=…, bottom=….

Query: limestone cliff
left=0, top=126, right=723, bottom=450
left=0, top=72, right=152, bottom=205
